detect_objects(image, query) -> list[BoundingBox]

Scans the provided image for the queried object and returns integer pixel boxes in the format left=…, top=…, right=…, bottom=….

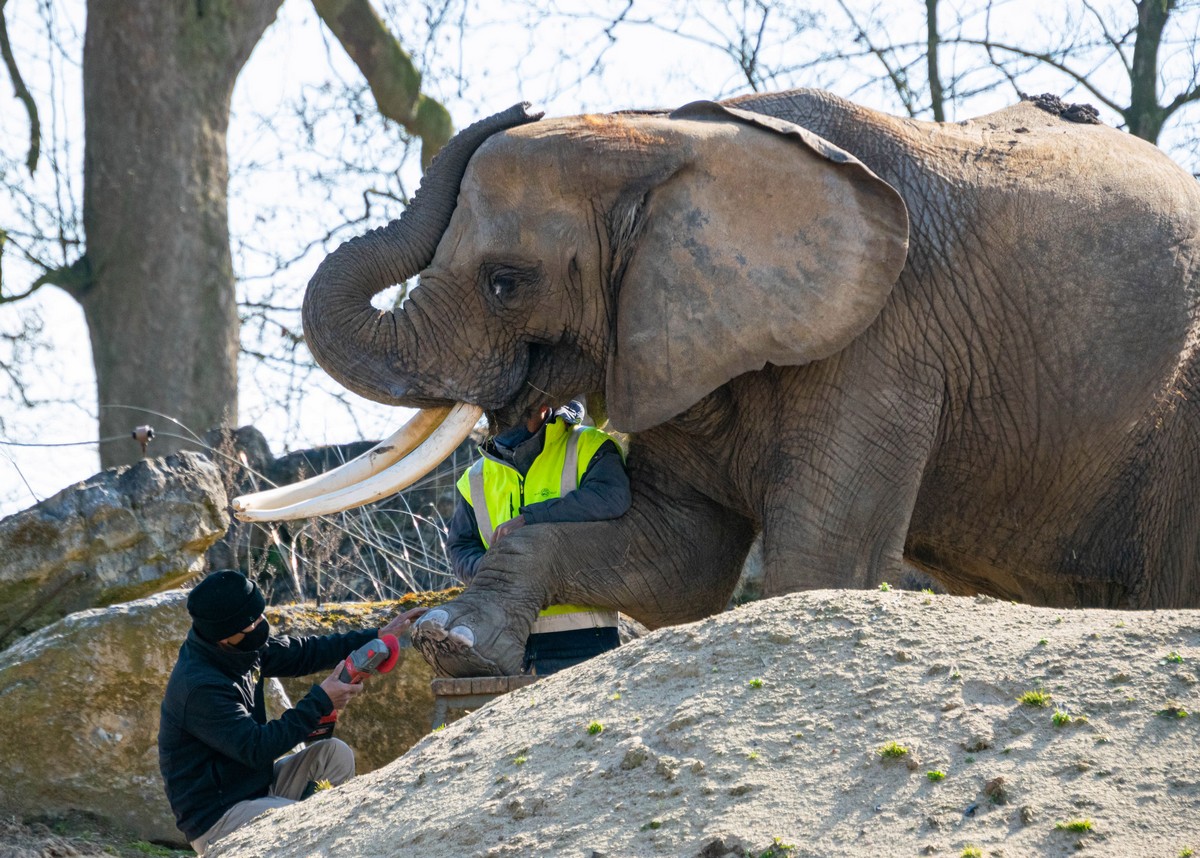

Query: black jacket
left=158, top=626, right=378, bottom=841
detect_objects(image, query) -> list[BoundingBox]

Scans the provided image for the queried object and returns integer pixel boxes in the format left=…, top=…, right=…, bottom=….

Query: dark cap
left=187, top=570, right=266, bottom=642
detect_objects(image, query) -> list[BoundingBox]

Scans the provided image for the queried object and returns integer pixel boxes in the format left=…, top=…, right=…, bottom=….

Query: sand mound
left=210, top=590, right=1200, bottom=857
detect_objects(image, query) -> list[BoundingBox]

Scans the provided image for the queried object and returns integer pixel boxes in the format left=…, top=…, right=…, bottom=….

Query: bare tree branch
left=0, top=0, right=40, bottom=173
left=835, top=0, right=918, bottom=117
left=0, top=253, right=89, bottom=305
left=311, top=0, right=453, bottom=166
left=1080, top=0, right=1134, bottom=75
left=953, top=36, right=1126, bottom=114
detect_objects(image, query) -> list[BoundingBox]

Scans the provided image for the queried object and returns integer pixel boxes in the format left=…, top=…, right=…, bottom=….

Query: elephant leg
left=412, top=466, right=756, bottom=677
left=758, top=369, right=942, bottom=595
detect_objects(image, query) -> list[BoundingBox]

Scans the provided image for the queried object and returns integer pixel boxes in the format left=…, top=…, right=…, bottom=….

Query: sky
left=1, top=0, right=1194, bottom=517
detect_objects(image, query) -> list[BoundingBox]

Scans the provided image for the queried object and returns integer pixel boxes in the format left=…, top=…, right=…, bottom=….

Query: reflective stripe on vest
left=467, top=459, right=492, bottom=544
left=531, top=607, right=618, bottom=634
left=460, top=423, right=602, bottom=549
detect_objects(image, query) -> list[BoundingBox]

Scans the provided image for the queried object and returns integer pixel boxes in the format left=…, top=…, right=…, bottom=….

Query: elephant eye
left=481, top=263, right=536, bottom=305
left=491, top=273, right=517, bottom=298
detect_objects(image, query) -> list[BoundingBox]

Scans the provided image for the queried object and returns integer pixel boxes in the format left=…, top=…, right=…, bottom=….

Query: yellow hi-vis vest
left=456, top=420, right=620, bottom=633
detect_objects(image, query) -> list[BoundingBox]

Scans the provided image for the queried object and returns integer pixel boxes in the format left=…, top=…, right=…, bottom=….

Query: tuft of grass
left=755, top=838, right=797, bottom=857
left=748, top=677, right=764, bottom=689
left=1055, top=819, right=1094, bottom=833
left=641, top=819, right=663, bottom=831
left=1179, top=848, right=1194, bottom=857
left=879, top=582, right=891, bottom=591
left=1164, top=651, right=1185, bottom=664
left=1157, top=705, right=1190, bottom=719
left=1018, top=689, right=1052, bottom=707
left=513, top=755, right=528, bottom=765
left=1052, top=710, right=1073, bottom=727
left=587, top=720, right=604, bottom=735
left=926, top=769, right=946, bottom=782
left=877, top=740, right=909, bottom=759
left=961, top=847, right=983, bottom=858
left=312, top=779, right=333, bottom=792
left=610, top=692, right=621, bottom=700
left=1037, top=638, right=1049, bottom=646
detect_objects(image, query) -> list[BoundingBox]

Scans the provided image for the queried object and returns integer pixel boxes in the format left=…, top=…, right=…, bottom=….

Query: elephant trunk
left=301, top=102, right=544, bottom=405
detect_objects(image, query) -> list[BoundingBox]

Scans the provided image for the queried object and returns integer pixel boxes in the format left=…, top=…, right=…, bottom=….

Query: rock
left=0, top=452, right=228, bottom=647
left=984, top=775, right=1009, bottom=805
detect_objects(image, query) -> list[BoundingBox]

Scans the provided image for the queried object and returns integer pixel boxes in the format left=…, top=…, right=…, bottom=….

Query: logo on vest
left=533, top=488, right=552, bottom=501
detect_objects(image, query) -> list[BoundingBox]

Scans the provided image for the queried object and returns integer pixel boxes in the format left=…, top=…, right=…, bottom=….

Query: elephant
left=235, top=89, right=1200, bottom=677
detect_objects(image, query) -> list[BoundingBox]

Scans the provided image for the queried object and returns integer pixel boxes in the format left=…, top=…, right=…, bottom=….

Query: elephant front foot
left=411, top=597, right=529, bottom=678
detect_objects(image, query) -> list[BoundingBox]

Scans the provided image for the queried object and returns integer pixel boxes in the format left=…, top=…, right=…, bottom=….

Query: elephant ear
left=606, top=101, right=909, bottom=433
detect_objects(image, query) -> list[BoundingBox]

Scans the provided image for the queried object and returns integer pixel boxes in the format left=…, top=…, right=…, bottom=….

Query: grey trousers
left=190, top=738, right=355, bottom=855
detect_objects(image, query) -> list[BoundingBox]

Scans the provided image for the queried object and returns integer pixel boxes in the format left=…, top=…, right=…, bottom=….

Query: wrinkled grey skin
left=302, top=90, right=1200, bottom=676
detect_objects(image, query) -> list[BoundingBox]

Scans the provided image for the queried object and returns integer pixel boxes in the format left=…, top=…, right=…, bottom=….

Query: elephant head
left=234, top=100, right=908, bottom=521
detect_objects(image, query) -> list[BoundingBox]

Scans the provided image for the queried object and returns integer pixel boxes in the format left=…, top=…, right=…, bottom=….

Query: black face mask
left=233, top=620, right=270, bottom=652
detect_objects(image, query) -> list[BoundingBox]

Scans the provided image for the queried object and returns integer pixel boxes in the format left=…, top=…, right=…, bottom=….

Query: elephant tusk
left=232, top=404, right=481, bottom=520
left=231, top=405, right=453, bottom=513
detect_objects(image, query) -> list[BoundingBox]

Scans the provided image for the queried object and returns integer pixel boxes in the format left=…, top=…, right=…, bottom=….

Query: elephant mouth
left=486, top=342, right=599, bottom=429
left=231, top=403, right=483, bottom=522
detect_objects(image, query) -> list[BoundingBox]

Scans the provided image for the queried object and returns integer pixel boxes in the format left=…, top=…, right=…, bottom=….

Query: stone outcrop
left=0, top=588, right=451, bottom=845
left=0, top=452, right=228, bottom=648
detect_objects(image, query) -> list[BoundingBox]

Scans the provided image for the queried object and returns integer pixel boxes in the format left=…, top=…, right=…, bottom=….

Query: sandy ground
left=195, top=589, right=1196, bottom=856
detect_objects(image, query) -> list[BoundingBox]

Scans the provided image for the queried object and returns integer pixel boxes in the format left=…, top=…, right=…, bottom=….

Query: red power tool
left=306, top=634, right=401, bottom=742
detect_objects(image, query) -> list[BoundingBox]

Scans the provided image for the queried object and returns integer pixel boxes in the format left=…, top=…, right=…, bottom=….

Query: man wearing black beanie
left=158, top=570, right=425, bottom=854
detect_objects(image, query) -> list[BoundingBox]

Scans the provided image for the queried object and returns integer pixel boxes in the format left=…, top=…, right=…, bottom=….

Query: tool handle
left=337, top=658, right=363, bottom=684
left=307, top=711, right=338, bottom=742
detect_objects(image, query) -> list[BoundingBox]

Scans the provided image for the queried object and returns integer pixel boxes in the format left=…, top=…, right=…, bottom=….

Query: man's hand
left=380, top=605, right=430, bottom=640
left=493, top=514, right=526, bottom=542
left=319, top=667, right=363, bottom=710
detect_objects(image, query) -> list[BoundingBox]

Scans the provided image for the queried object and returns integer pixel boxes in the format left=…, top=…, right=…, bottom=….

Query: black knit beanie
left=187, top=570, right=266, bottom=643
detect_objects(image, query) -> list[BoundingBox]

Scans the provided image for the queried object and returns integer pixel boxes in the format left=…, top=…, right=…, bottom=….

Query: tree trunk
left=1126, top=0, right=1173, bottom=142
left=79, top=0, right=282, bottom=467
left=925, top=0, right=944, bottom=122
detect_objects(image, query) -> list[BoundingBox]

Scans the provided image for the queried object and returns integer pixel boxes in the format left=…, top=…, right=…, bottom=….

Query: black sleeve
left=259, top=628, right=380, bottom=678
left=447, top=493, right=487, bottom=584
left=520, top=440, right=631, bottom=525
left=183, top=681, right=333, bottom=770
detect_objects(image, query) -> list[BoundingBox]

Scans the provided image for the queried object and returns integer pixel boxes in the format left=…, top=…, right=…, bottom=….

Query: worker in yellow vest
left=447, top=400, right=631, bottom=674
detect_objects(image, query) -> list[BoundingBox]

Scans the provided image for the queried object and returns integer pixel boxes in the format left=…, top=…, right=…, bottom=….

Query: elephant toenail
left=448, top=625, right=475, bottom=646
left=420, top=609, right=449, bottom=628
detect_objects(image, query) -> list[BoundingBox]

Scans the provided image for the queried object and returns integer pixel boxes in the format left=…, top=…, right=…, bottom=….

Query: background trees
left=3, top=0, right=1200, bottom=515
left=3, top=0, right=450, bottom=472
